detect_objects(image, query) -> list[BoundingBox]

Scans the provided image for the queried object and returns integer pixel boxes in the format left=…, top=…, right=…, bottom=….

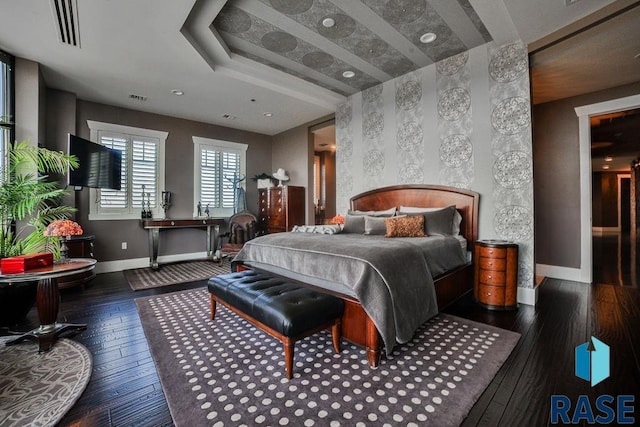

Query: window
left=88, top=121, right=167, bottom=220
left=193, top=137, right=247, bottom=217
left=0, top=50, right=14, bottom=179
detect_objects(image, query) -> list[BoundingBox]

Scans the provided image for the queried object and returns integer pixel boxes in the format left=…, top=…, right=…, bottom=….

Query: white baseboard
left=95, top=251, right=209, bottom=274
left=536, top=263, right=585, bottom=282
left=517, top=285, right=538, bottom=306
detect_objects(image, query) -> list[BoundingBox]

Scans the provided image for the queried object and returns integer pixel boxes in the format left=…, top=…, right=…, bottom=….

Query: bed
left=232, top=184, right=479, bottom=367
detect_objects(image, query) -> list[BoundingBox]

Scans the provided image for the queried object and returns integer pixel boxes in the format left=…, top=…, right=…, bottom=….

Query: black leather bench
left=207, top=270, right=344, bottom=379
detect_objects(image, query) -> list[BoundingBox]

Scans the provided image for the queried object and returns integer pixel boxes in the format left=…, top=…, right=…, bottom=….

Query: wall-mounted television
left=67, top=134, right=122, bottom=190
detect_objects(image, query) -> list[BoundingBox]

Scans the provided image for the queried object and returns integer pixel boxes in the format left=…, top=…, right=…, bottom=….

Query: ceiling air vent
left=51, top=0, right=80, bottom=47
left=128, top=93, right=148, bottom=102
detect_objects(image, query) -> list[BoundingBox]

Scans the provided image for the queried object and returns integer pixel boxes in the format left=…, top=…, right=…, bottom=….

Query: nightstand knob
left=487, top=275, right=492, bottom=279
left=488, top=250, right=493, bottom=254
left=487, top=292, right=491, bottom=296
left=488, top=262, right=493, bottom=266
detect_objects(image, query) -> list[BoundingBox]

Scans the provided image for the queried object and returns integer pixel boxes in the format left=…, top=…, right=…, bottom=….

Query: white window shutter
left=132, top=139, right=158, bottom=208
left=98, top=136, right=128, bottom=208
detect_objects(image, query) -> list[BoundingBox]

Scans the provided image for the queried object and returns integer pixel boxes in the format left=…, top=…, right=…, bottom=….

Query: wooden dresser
left=258, top=185, right=305, bottom=234
left=474, top=240, right=518, bottom=310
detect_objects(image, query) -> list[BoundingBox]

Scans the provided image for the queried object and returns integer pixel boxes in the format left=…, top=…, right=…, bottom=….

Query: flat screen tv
left=67, top=134, right=122, bottom=190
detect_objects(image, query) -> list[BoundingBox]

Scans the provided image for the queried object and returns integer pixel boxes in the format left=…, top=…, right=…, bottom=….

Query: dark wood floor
left=5, top=238, right=640, bottom=426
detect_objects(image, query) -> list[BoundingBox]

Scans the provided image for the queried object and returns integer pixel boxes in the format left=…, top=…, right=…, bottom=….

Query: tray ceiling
left=212, top=0, right=492, bottom=96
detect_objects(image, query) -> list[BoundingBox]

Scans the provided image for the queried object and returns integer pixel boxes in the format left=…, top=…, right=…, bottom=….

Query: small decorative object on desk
left=161, top=191, right=172, bottom=218
left=272, top=168, right=290, bottom=187
left=44, top=219, right=83, bottom=263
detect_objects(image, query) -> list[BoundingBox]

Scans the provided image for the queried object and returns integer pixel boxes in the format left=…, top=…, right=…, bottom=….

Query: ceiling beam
left=468, top=0, right=520, bottom=46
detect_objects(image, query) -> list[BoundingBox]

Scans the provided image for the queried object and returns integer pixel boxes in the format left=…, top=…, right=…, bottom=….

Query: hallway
left=593, top=233, right=640, bottom=287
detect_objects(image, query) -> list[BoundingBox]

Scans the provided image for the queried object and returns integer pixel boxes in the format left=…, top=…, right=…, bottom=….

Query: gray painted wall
left=336, top=42, right=535, bottom=290
left=14, top=58, right=43, bottom=148
left=533, top=82, right=640, bottom=268
left=271, top=114, right=334, bottom=225
left=43, top=95, right=273, bottom=262
left=45, top=89, right=77, bottom=215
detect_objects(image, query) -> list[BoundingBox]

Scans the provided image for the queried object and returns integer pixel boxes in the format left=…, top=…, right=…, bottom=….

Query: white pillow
left=398, top=206, right=462, bottom=235
left=291, top=224, right=342, bottom=234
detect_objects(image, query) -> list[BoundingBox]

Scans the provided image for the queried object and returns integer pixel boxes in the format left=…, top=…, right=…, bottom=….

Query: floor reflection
left=593, top=233, right=639, bottom=287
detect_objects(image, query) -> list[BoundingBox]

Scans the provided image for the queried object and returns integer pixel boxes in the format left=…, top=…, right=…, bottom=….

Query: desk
left=140, top=218, right=225, bottom=269
left=1, top=258, right=96, bottom=351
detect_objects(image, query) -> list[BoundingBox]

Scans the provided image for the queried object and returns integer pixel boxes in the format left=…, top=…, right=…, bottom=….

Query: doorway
left=577, top=93, right=640, bottom=284
left=310, top=120, right=336, bottom=224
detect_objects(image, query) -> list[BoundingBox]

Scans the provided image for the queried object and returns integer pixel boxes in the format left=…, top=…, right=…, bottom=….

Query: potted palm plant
left=0, top=138, right=78, bottom=325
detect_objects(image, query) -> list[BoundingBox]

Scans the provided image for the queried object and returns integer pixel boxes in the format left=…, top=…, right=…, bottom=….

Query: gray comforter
left=232, top=232, right=466, bottom=356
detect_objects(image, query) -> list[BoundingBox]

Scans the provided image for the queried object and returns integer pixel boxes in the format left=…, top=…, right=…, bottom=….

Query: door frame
left=575, top=94, right=640, bottom=284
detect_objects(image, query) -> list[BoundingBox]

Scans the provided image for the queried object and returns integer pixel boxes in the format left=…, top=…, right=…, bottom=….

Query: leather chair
left=220, top=211, right=258, bottom=257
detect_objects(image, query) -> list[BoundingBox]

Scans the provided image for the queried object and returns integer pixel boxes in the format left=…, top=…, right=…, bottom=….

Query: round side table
left=474, top=240, right=518, bottom=310
left=1, top=258, right=96, bottom=351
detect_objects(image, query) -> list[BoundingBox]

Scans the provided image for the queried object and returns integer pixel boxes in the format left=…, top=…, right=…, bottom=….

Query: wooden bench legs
left=210, top=294, right=342, bottom=379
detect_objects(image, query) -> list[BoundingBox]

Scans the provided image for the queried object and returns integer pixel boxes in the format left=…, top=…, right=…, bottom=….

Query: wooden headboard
left=350, top=184, right=480, bottom=245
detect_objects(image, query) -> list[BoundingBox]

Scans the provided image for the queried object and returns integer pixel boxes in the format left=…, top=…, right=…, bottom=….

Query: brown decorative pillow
left=385, top=215, right=426, bottom=238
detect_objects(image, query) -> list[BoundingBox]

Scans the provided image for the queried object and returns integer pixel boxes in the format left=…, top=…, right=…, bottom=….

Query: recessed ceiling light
left=171, top=89, right=184, bottom=96
left=602, top=164, right=610, bottom=170
left=419, top=32, right=437, bottom=44
left=322, top=17, right=335, bottom=28
left=604, top=156, right=613, bottom=162
left=263, top=112, right=273, bottom=117
left=342, top=70, right=355, bottom=78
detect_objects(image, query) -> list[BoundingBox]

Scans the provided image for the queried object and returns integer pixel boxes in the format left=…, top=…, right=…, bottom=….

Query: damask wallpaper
left=336, top=41, right=534, bottom=294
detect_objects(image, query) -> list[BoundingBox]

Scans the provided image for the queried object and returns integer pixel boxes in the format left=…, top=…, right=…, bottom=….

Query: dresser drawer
left=478, top=256, right=506, bottom=271
left=477, top=245, right=507, bottom=259
left=477, top=284, right=505, bottom=306
left=478, top=269, right=506, bottom=286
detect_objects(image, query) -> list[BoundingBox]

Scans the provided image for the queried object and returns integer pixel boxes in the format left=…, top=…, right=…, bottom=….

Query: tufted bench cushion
left=208, top=270, right=344, bottom=378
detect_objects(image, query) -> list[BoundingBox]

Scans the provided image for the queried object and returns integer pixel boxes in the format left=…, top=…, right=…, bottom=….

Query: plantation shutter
left=98, top=134, right=159, bottom=210
left=222, top=151, right=240, bottom=208
left=199, top=147, right=240, bottom=209
left=132, top=139, right=157, bottom=208
left=98, top=135, right=128, bottom=208
left=199, top=147, right=220, bottom=207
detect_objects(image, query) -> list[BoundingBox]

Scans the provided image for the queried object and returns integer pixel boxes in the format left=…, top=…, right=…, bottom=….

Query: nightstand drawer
left=477, top=284, right=505, bottom=306
left=474, top=240, right=518, bottom=311
left=477, top=245, right=507, bottom=259
left=478, top=257, right=506, bottom=271
left=478, top=269, right=505, bottom=286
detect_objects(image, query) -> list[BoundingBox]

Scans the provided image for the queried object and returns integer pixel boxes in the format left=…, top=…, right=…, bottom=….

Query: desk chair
left=221, top=211, right=257, bottom=257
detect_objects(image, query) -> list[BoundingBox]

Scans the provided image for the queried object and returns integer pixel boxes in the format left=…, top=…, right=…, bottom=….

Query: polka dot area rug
left=136, top=288, right=520, bottom=427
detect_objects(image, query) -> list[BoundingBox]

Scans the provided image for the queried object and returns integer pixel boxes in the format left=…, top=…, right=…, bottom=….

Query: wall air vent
left=128, top=93, right=148, bottom=102
left=50, top=0, right=80, bottom=47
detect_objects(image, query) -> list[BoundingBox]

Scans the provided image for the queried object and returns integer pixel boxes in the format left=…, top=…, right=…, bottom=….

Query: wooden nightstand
left=474, top=240, right=518, bottom=310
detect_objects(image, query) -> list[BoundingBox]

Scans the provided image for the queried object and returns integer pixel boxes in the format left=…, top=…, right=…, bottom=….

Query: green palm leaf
left=0, top=141, right=78, bottom=258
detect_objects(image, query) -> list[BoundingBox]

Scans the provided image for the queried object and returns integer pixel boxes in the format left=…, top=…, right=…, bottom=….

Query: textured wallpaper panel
left=487, top=42, right=534, bottom=288
left=436, top=52, right=474, bottom=188
left=336, top=41, right=534, bottom=292
left=395, top=72, right=425, bottom=184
